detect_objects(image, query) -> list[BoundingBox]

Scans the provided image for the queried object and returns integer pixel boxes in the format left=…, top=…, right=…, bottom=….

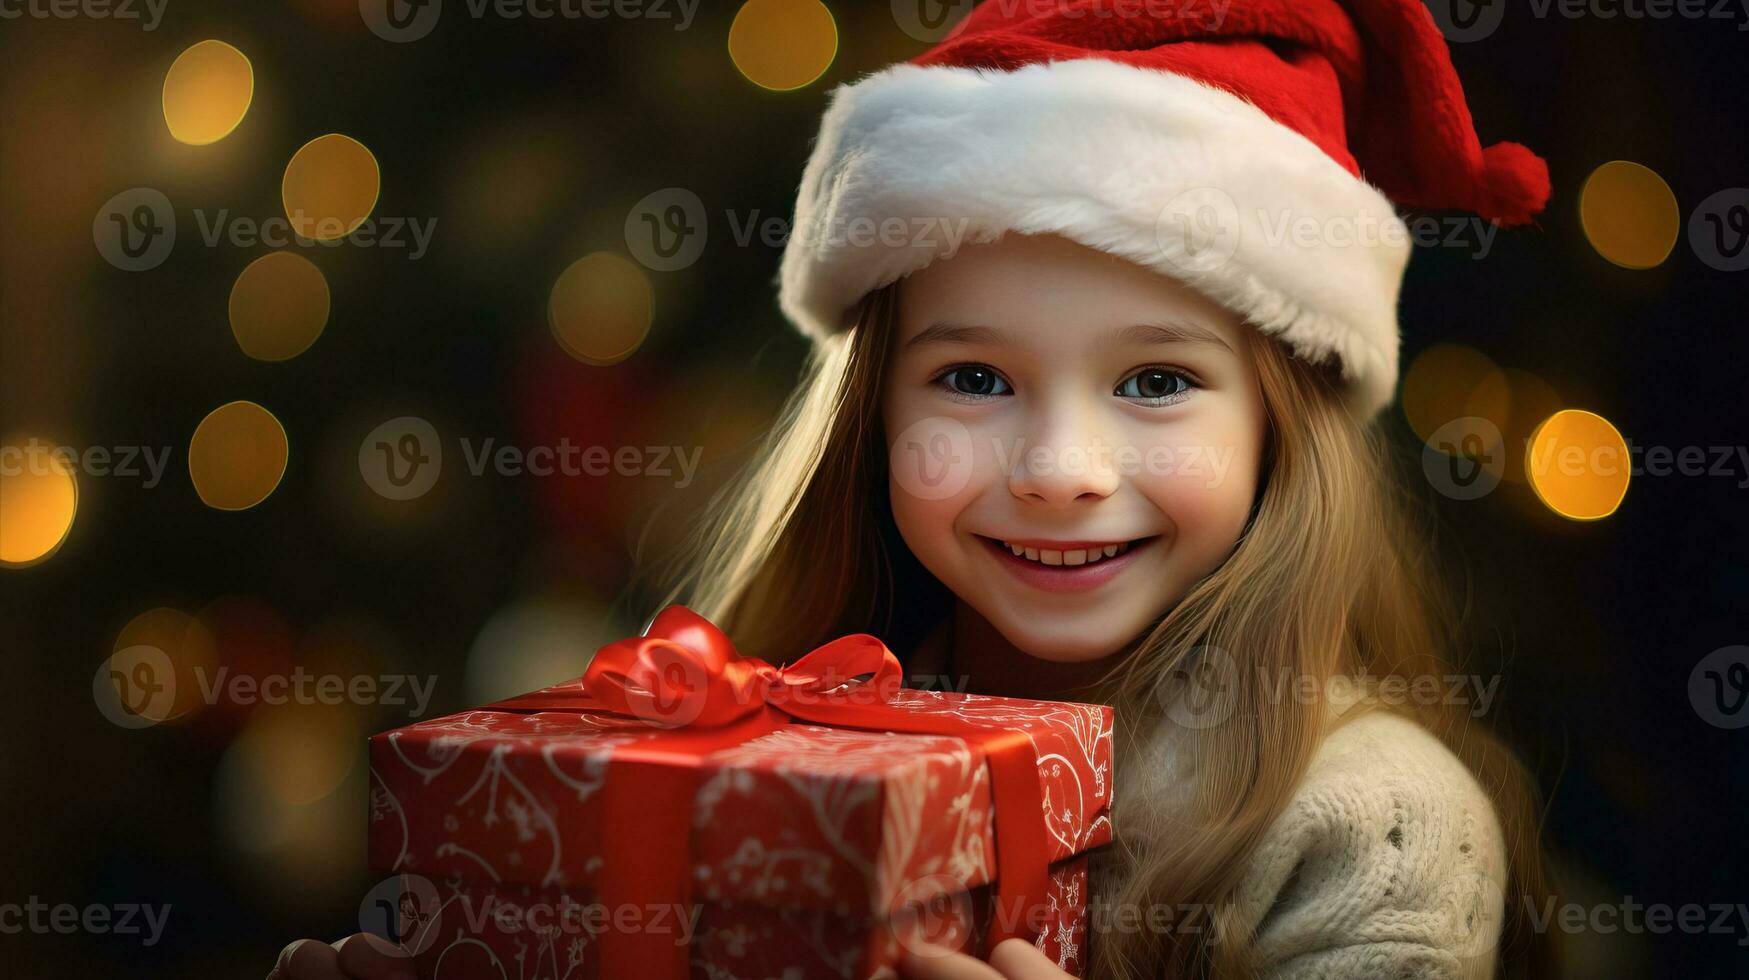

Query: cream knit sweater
left=1114, top=686, right=1510, bottom=979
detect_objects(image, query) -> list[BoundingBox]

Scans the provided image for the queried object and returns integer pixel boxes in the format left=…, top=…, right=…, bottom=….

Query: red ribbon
left=486, top=606, right=1054, bottom=977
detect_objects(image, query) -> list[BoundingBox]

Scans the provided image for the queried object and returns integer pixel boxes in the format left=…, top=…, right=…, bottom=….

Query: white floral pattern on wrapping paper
left=882, top=690, right=1114, bottom=859
left=695, top=725, right=994, bottom=913
left=372, top=707, right=665, bottom=888
left=369, top=682, right=1113, bottom=978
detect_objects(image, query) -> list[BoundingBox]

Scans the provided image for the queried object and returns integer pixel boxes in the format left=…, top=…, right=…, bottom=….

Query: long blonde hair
left=654, top=282, right=1561, bottom=979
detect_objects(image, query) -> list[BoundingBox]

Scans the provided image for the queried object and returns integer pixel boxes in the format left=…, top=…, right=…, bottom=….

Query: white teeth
left=999, top=540, right=1134, bottom=566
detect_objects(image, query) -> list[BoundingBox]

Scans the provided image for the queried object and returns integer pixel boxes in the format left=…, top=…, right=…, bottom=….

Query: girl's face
left=881, top=233, right=1269, bottom=662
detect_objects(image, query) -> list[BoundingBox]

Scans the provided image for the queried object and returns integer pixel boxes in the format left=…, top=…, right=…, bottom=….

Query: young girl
left=275, top=1, right=1561, bottom=978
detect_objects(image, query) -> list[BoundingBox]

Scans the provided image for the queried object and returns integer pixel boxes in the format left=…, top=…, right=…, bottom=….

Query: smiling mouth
left=974, top=534, right=1158, bottom=594
left=975, top=535, right=1158, bottom=566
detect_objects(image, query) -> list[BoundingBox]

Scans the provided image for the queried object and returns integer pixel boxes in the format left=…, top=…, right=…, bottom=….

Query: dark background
left=2, top=0, right=1746, bottom=975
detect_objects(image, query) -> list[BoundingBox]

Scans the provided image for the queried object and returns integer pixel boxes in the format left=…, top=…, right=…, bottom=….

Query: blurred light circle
left=547, top=252, right=653, bottom=365
left=244, top=707, right=360, bottom=806
left=162, top=40, right=254, bottom=145
left=188, top=401, right=290, bottom=510
left=1526, top=409, right=1631, bottom=521
left=1499, top=370, right=1563, bottom=485
left=229, top=251, right=331, bottom=361
left=114, top=606, right=220, bottom=723
left=216, top=707, right=368, bottom=900
left=728, top=0, right=838, bottom=92
left=1400, top=344, right=1508, bottom=446
left=465, top=597, right=617, bottom=705
left=282, top=134, right=381, bottom=241
left=1579, top=161, right=1680, bottom=270
left=0, top=438, right=78, bottom=567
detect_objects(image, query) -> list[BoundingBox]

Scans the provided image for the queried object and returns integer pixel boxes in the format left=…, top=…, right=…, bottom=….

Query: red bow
left=583, top=606, right=906, bottom=728
left=487, top=605, right=1054, bottom=976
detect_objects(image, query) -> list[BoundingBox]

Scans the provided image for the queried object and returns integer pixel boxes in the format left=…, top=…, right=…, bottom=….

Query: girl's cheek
left=1129, top=427, right=1261, bottom=539
left=885, top=411, right=1007, bottom=510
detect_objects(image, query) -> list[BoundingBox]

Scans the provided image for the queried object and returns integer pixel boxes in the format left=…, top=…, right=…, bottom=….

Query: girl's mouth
left=975, top=534, right=1158, bottom=593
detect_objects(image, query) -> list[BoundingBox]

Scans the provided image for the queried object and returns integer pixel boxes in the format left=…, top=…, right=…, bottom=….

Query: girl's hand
left=266, top=934, right=415, bottom=980
left=899, top=938, right=1073, bottom=980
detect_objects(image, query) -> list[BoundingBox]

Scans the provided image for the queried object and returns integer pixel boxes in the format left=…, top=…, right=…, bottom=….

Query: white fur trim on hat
left=777, top=58, right=1411, bottom=418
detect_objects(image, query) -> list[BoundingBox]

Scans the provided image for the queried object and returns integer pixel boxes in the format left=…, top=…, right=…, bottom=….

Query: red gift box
left=367, top=608, right=1114, bottom=979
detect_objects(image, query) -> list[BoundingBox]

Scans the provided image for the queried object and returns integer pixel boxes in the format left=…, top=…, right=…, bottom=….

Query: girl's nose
left=1007, top=410, right=1122, bottom=508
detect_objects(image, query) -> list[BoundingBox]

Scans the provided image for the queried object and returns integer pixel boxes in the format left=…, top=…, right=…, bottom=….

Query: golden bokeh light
left=282, top=134, right=381, bottom=241
left=1400, top=344, right=1509, bottom=447
left=466, top=597, right=619, bottom=705
left=229, top=252, right=331, bottom=361
left=548, top=252, right=654, bottom=365
left=1579, top=160, right=1680, bottom=270
left=215, top=704, right=369, bottom=903
left=188, top=401, right=290, bottom=510
left=0, top=438, right=78, bottom=568
left=728, top=0, right=838, bottom=92
left=114, top=607, right=220, bottom=723
left=1527, top=409, right=1631, bottom=521
left=1499, top=370, right=1563, bottom=485
left=162, top=40, right=254, bottom=145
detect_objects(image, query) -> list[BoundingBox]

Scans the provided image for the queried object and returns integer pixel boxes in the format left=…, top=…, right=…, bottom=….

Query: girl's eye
left=1116, top=367, right=1196, bottom=405
left=934, top=365, right=1012, bottom=400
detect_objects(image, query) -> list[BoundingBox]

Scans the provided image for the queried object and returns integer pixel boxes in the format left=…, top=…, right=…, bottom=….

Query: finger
left=276, top=938, right=342, bottom=979
left=335, top=933, right=418, bottom=979
left=988, top=937, right=1061, bottom=977
left=899, top=944, right=1006, bottom=980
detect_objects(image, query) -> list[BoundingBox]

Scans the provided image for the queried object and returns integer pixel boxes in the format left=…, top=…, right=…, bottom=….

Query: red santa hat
left=776, top=0, right=1551, bottom=418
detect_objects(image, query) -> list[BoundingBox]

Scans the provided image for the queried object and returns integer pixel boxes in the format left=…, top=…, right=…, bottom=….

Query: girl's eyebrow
left=902, top=321, right=1009, bottom=351
left=1115, top=321, right=1234, bottom=353
left=903, top=320, right=1234, bottom=354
